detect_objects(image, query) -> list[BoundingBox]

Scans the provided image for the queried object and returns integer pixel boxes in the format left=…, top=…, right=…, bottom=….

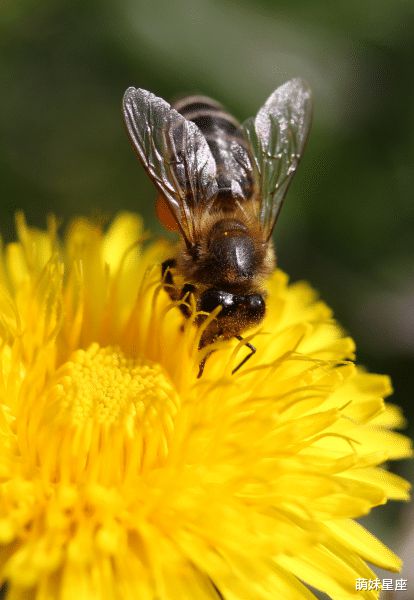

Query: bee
left=122, top=79, right=312, bottom=376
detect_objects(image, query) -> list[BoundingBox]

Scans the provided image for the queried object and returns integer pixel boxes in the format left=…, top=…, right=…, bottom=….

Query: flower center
left=30, top=344, right=180, bottom=483
left=53, top=343, right=176, bottom=426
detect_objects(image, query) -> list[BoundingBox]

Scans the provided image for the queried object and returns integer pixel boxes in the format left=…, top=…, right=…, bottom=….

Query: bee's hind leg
left=232, top=335, right=256, bottom=374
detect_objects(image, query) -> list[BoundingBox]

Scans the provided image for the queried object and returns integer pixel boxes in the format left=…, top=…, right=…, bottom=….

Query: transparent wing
left=242, top=78, right=312, bottom=241
left=123, top=87, right=218, bottom=247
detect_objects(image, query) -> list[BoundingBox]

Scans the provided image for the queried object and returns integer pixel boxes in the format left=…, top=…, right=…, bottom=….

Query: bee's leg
left=197, top=351, right=213, bottom=379
left=197, top=328, right=216, bottom=379
left=161, top=258, right=176, bottom=287
left=208, top=578, right=224, bottom=599
left=179, top=283, right=196, bottom=318
left=162, top=259, right=197, bottom=317
left=232, top=335, right=256, bottom=374
left=162, top=258, right=183, bottom=307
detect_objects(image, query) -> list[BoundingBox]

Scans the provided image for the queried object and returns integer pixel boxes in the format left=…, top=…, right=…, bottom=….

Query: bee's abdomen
left=173, top=95, right=255, bottom=204
left=173, top=96, right=240, bottom=136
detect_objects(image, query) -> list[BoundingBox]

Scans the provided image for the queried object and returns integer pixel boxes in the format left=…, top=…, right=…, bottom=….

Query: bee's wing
left=242, top=78, right=312, bottom=241
left=123, top=87, right=218, bottom=247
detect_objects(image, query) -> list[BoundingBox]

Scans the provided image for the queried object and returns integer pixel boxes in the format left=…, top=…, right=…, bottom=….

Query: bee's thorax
left=208, top=220, right=256, bottom=282
left=176, top=218, right=271, bottom=293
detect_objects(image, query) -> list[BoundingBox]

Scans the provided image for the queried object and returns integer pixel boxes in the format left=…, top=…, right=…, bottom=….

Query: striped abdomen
left=173, top=95, right=255, bottom=208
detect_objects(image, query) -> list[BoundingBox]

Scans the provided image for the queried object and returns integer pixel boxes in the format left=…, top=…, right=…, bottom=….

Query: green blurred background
left=1, top=0, right=413, bottom=590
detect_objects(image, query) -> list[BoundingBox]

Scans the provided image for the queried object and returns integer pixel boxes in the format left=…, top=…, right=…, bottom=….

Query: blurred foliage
left=0, top=0, right=413, bottom=563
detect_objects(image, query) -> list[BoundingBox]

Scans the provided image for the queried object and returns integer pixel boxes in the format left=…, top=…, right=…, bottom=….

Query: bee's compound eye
left=199, top=289, right=234, bottom=314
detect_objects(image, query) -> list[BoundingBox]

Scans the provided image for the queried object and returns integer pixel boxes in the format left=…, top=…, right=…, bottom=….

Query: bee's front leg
left=161, top=257, right=187, bottom=306
left=161, top=258, right=176, bottom=288
left=162, top=259, right=196, bottom=319
left=162, top=260, right=204, bottom=375
left=179, top=283, right=196, bottom=318
left=196, top=325, right=221, bottom=379
left=232, top=334, right=256, bottom=373
left=197, top=351, right=213, bottom=378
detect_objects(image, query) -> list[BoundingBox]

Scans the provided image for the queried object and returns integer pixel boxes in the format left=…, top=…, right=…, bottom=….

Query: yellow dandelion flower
left=0, top=212, right=411, bottom=600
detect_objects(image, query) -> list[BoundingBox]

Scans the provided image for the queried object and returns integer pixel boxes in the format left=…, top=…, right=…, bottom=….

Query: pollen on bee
left=156, top=194, right=179, bottom=231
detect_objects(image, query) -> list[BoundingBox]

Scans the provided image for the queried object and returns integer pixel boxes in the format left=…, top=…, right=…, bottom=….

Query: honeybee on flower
left=122, top=79, right=311, bottom=376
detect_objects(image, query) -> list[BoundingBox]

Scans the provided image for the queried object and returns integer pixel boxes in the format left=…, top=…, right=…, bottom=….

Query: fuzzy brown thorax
left=176, top=216, right=274, bottom=294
